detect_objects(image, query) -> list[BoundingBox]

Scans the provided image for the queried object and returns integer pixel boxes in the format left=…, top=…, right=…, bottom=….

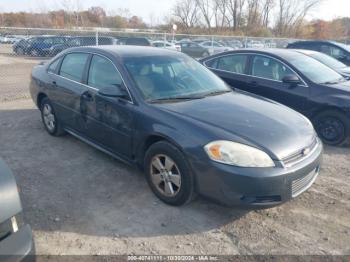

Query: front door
left=246, top=55, right=309, bottom=113
left=80, top=54, right=134, bottom=159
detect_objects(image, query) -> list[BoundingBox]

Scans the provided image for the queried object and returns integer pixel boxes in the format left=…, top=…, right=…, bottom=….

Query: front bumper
left=192, top=140, right=323, bottom=207
left=0, top=225, right=35, bottom=262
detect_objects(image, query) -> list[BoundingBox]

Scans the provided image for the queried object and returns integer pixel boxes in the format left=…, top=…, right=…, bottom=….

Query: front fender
left=0, top=159, right=22, bottom=223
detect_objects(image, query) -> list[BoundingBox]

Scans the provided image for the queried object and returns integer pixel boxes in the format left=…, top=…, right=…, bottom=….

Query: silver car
left=0, top=158, right=34, bottom=261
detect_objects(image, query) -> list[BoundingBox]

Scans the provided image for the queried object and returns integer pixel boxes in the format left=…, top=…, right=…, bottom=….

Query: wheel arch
left=138, top=134, right=186, bottom=167
left=37, top=92, right=48, bottom=108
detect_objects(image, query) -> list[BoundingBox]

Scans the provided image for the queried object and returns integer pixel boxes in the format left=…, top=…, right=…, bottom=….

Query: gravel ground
left=0, top=99, right=349, bottom=256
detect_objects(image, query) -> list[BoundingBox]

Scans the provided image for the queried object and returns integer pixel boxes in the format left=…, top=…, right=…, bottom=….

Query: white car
left=152, top=41, right=181, bottom=52
left=246, top=40, right=265, bottom=48
left=199, top=41, right=233, bottom=55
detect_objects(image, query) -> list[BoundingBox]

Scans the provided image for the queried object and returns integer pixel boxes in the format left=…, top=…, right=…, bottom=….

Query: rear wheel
left=313, top=110, right=349, bottom=146
left=144, top=141, right=195, bottom=206
left=40, top=97, right=66, bottom=136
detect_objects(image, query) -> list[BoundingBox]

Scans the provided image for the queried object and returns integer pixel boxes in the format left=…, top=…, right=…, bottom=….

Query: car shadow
left=0, top=107, right=247, bottom=238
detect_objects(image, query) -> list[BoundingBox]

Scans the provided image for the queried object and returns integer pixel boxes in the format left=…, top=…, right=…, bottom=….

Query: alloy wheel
left=42, top=103, right=56, bottom=132
left=150, top=154, right=181, bottom=197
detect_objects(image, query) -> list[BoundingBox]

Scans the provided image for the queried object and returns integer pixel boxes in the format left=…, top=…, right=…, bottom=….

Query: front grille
left=292, top=168, right=319, bottom=197
left=282, top=137, right=318, bottom=167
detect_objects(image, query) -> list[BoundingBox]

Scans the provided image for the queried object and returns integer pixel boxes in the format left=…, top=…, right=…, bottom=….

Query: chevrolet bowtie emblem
left=302, top=147, right=311, bottom=156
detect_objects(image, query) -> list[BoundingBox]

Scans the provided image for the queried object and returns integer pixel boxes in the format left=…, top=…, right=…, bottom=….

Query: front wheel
left=144, top=141, right=195, bottom=206
left=313, top=110, right=349, bottom=146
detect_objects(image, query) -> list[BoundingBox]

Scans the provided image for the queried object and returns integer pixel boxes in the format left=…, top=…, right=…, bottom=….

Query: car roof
left=292, top=49, right=319, bottom=55
left=64, top=45, right=183, bottom=58
left=204, top=48, right=305, bottom=61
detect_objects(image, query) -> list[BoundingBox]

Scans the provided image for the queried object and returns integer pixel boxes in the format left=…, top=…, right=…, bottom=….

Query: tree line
left=0, top=0, right=349, bottom=40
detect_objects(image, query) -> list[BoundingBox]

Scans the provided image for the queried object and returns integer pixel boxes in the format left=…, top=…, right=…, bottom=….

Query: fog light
left=11, top=216, right=18, bottom=233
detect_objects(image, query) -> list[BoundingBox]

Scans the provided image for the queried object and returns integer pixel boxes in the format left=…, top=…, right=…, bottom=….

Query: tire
left=40, top=97, right=66, bottom=136
left=144, top=141, right=195, bottom=206
left=313, top=109, right=349, bottom=146
left=16, top=47, right=24, bottom=55
left=30, top=49, right=39, bottom=57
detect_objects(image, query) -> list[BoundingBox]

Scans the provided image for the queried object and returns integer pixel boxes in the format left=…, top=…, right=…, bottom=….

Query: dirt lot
left=0, top=52, right=349, bottom=256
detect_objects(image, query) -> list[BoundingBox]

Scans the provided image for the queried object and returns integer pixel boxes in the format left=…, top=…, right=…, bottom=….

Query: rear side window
left=60, top=53, right=89, bottom=82
left=217, top=55, right=247, bottom=74
left=88, top=55, right=123, bottom=89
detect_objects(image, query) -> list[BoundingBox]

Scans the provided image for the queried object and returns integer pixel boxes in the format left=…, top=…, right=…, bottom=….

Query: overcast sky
left=0, top=0, right=349, bottom=23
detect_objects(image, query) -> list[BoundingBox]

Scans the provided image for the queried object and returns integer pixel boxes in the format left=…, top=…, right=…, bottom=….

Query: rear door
left=246, top=54, right=309, bottom=113
left=80, top=54, right=134, bottom=159
left=204, top=54, right=251, bottom=91
left=48, top=52, right=90, bottom=131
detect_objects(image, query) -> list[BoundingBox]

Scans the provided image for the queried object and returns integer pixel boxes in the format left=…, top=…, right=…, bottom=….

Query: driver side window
left=88, top=55, right=123, bottom=89
left=251, top=55, right=295, bottom=81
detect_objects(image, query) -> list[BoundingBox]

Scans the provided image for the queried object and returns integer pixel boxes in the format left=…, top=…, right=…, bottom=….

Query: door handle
left=52, top=81, right=57, bottom=86
left=82, top=92, right=93, bottom=102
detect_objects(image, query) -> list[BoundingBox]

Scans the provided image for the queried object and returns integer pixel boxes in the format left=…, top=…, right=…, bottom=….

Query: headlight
left=204, top=140, right=275, bottom=167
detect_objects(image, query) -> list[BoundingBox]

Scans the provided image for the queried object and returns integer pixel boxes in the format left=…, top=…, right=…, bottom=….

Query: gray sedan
left=0, top=158, right=34, bottom=261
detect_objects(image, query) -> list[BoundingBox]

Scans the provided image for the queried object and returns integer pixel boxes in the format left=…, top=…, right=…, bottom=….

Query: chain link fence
left=0, top=26, right=300, bottom=102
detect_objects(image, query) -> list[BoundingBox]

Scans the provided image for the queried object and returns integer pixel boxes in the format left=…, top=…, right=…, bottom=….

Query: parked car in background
left=49, top=36, right=117, bottom=56
left=246, top=40, right=265, bottom=48
left=199, top=41, right=233, bottom=55
left=0, top=158, right=34, bottom=260
left=287, top=40, right=350, bottom=66
left=1, top=35, right=25, bottom=44
left=200, top=49, right=350, bottom=145
left=151, top=41, right=181, bottom=52
left=294, top=49, right=350, bottom=78
left=219, top=40, right=243, bottom=49
left=30, top=46, right=322, bottom=207
left=264, top=40, right=277, bottom=48
left=13, top=36, right=68, bottom=56
left=117, top=37, right=151, bottom=46
left=192, top=38, right=210, bottom=43
left=178, top=41, right=210, bottom=58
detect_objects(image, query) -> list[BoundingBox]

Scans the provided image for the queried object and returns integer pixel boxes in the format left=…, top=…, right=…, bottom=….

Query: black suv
left=49, top=36, right=117, bottom=56
left=287, top=40, right=350, bottom=66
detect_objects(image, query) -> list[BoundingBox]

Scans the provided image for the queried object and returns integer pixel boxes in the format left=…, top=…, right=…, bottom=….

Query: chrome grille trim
left=292, top=168, right=319, bottom=197
left=282, top=137, right=319, bottom=167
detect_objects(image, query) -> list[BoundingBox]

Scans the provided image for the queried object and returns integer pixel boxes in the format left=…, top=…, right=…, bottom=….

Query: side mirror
left=98, top=84, right=128, bottom=98
left=282, top=74, right=301, bottom=85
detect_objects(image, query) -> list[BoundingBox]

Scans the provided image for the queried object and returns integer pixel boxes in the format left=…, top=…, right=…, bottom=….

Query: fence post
left=95, top=30, right=98, bottom=46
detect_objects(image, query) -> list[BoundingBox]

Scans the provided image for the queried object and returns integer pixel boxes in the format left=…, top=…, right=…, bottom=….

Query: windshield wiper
left=204, top=90, right=232, bottom=97
left=148, top=95, right=205, bottom=103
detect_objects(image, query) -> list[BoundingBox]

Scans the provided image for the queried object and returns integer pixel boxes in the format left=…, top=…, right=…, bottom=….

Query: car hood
left=156, top=92, right=315, bottom=160
left=0, top=159, right=22, bottom=223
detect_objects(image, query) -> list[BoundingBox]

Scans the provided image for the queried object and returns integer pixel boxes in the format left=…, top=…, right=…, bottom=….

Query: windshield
left=124, top=55, right=230, bottom=101
left=310, top=52, right=347, bottom=69
left=289, top=54, right=344, bottom=84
